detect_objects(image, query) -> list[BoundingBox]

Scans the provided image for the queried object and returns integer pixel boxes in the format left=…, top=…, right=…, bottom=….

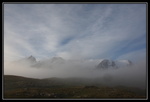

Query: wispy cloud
left=4, top=4, right=146, bottom=61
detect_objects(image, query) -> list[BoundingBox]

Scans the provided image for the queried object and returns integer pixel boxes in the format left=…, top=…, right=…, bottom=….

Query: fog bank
left=4, top=59, right=146, bottom=89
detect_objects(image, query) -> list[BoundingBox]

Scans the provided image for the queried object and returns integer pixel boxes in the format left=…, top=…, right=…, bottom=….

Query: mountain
left=96, top=59, right=133, bottom=69
left=27, top=55, right=36, bottom=63
left=14, top=56, right=133, bottom=69
left=50, top=57, right=65, bottom=64
left=31, top=57, right=65, bottom=68
left=15, top=55, right=37, bottom=66
left=96, top=59, right=117, bottom=69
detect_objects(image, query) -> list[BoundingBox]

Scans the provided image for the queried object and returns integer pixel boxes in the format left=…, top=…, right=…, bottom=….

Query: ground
left=3, top=75, right=146, bottom=99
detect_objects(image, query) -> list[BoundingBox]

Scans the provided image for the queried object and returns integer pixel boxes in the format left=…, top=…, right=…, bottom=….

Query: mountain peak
left=51, top=57, right=65, bottom=63
left=96, top=59, right=118, bottom=69
left=96, top=59, right=133, bottom=69
left=27, top=55, right=36, bottom=62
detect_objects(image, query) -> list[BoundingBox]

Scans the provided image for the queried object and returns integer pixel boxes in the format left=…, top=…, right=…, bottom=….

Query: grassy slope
left=3, top=75, right=146, bottom=99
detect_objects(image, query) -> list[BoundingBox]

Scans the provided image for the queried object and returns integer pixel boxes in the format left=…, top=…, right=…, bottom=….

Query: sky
left=4, top=3, right=147, bottom=62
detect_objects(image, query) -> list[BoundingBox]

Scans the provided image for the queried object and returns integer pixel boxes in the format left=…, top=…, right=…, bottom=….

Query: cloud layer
left=4, top=58, right=146, bottom=89
left=4, top=4, right=146, bottom=61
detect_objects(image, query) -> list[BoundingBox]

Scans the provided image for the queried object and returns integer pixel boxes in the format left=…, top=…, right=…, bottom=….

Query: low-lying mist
left=4, top=59, right=147, bottom=89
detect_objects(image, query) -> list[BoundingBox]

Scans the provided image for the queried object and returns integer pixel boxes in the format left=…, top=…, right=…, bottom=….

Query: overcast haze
left=4, top=4, right=146, bottom=62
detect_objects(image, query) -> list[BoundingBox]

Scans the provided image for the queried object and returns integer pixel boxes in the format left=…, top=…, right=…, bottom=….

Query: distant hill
left=4, top=75, right=102, bottom=90
left=3, top=75, right=146, bottom=99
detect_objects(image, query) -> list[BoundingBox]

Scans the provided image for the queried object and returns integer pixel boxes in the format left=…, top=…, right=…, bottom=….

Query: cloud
left=116, top=49, right=146, bottom=63
left=4, top=4, right=146, bottom=62
left=4, top=58, right=146, bottom=89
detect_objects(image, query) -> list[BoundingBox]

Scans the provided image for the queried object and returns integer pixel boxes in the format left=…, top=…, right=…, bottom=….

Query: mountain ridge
left=13, top=56, right=133, bottom=69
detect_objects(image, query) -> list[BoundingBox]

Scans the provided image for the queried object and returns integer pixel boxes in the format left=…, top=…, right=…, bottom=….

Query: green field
left=3, top=75, right=146, bottom=99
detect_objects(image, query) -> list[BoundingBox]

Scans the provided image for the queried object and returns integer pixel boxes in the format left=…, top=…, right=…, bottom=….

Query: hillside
left=3, top=75, right=146, bottom=99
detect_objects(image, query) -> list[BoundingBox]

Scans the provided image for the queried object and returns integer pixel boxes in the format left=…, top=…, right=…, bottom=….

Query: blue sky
left=4, top=3, right=146, bottom=61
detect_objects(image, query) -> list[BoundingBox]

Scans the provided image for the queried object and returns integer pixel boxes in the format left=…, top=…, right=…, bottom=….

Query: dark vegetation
left=3, top=75, right=146, bottom=99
